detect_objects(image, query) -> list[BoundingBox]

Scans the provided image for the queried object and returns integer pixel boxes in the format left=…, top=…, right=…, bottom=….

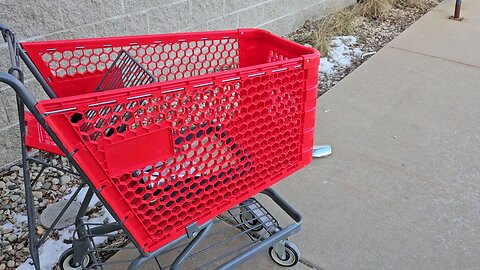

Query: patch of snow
left=64, top=186, right=116, bottom=226
left=353, top=48, right=363, bottom=57
left=2, top=222, right=15, bottom=231
left=319, top=58, right=335, bottom=75
left=64, top=186, right=101, bottom=208
left=1, top=214, right=28, bottom=239
left=89, top=210, right=117, bottom=245
left=88, top=210, right=115, bottom=224
left=5, top=213, right=29, bottom=234
left=332, top=35, right=357, bottom=46
left=14, top=213, right=28, bottom=224
left=18, top=185, right=118, bottom=269
left=88, top=209, right=117, bottom=245
left=17, top=226, right=75, bottom=270
left=319, top=35, right=363, bottom=76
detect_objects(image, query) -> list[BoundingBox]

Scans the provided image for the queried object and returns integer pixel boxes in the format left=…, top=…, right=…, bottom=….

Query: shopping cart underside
left=0, top=23, right=319, bottom=269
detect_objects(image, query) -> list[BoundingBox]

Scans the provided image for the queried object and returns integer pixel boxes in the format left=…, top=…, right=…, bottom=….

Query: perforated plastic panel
left=41, top=38, right=238, bottom=80
left=23, top=31, right=240, bottom=98
left=26, top=29, right=319, bottom=252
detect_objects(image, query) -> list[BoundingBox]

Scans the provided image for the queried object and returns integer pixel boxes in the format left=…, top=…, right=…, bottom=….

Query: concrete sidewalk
left=274, top=0, right=480, bottom=269
left=108, top=1, right=480, bottom=269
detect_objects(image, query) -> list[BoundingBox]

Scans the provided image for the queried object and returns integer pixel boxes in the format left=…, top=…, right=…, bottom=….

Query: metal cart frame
left=1, top=23, right=306, bottom=270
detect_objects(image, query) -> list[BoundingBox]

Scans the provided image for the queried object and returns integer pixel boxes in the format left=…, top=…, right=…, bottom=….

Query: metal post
left=449, top=0, right=463, bottom=21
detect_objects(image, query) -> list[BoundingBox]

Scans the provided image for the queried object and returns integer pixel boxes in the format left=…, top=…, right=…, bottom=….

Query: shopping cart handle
left=0, top=22, right=10, bottom=32
left=0, top=22, right=12, bottom=41
left=0, top=72, right=38, bottom=109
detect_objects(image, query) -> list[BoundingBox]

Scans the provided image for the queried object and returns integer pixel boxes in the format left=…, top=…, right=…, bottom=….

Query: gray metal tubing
left=261, top=188, right=303, bottom=224
left=5, top=33, right=17, bottom=64
left=70, top=187, right=94, bottom=265
left=0, top=71, right=147, bottom=256
left=2, top=72, right=39, bottom=270
left=2, top=26, right=41, bottom=269
left=76, top=188, right=94, bottom=223
left=0, top=22, right=9, bottom=33
left=217, top=188, right=303, bottom=270
left=4, top=31, right=42, bottom=269
left=18, top=97, right=41, bottom=269
left=89, top=223, right=122, bottom=235
left=217, top=224, right=300, bottom=270
left=0, top=72, right=38, bottom=113
left=170, top=221, right=214, bottom=270
left=126, top=219, right=215, bottom=270
left=4, top=34, right=21, bottom=79
left=36, top=182, right=86, bottom=248
left=127, top=239, right=187, bottom=270
left=28, top=156, right=80, bottom=176
left=30, top=164, right=47, bottom=185
left=73, top=221, right=93, bottom=267
left=1, top=30, right=221, bottom=266
left=1, top=71, right=209, bottom=268
left=2, top=22, right=56, bottom=98
left=128, top=188, right=303, bottom=270
left=19, top=49, right=57, bottom=98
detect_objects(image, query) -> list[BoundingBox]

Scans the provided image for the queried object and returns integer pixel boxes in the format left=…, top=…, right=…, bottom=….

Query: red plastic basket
left=22, top=29, right=319, bottom=252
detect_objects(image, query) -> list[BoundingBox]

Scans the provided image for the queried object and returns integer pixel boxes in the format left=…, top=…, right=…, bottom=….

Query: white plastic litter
left=313, top=145, right=333, bottom=158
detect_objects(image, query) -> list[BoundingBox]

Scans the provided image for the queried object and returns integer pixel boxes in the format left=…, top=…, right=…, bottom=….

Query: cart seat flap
left=104, top=127, right=174, bottom=176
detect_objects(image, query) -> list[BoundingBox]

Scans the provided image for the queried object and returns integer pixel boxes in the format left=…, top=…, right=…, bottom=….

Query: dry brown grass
left=354, top=0, right=392, bottom=19
left=312, top=9, right=355, bottom=55
left=309, top=0, right=427, bottom=55
left=390, top=0, right=424, bottom=8
left=355, top=0, right=426, bottom=19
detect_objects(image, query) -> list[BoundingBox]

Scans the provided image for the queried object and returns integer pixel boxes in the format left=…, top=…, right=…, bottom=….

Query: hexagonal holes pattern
left=63, top=68, right=305, bottom=250
left=69, top=82, right=241, bottom=147
left=40, top=38, right=239, bottom=83
left=268, top=49, right=289, bottom=63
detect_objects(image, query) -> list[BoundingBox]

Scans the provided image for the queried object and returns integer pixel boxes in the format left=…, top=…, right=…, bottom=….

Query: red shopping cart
left=1, top=22, right=319, bottom=269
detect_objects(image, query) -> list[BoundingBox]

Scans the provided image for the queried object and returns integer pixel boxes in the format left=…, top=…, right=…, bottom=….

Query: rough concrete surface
left=389, top=0, right=480, bottom=68
left=271, top=1, right=480, bottom=269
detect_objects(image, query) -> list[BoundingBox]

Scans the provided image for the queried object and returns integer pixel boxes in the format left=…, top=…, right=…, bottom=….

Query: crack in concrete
left=299, top=258, right=326, bottom=270
left=387, top=45, right=480, bottom=70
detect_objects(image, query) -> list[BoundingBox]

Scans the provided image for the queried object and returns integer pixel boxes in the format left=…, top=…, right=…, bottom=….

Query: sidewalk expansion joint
left=299, top=258, right=326, bottom=270
left=388, top=45, right=480, bottom=70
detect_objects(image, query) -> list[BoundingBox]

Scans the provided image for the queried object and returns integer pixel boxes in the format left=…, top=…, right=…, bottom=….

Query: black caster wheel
left=239, top=212, right=263, bottom=232
left=269, top=242, right=300, bottom=267
left=59, top=248, right=92, bottom=270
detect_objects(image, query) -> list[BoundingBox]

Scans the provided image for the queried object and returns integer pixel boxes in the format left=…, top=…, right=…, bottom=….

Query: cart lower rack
left=0, top=22, right=319, bottom=269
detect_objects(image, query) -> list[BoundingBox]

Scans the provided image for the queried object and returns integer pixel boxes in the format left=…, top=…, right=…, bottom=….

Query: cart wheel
left=269, top=242, right=300, bottom=267
left=59, top=248, right=92, bottom=270
left=239, top=212, right=263, bottom=232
